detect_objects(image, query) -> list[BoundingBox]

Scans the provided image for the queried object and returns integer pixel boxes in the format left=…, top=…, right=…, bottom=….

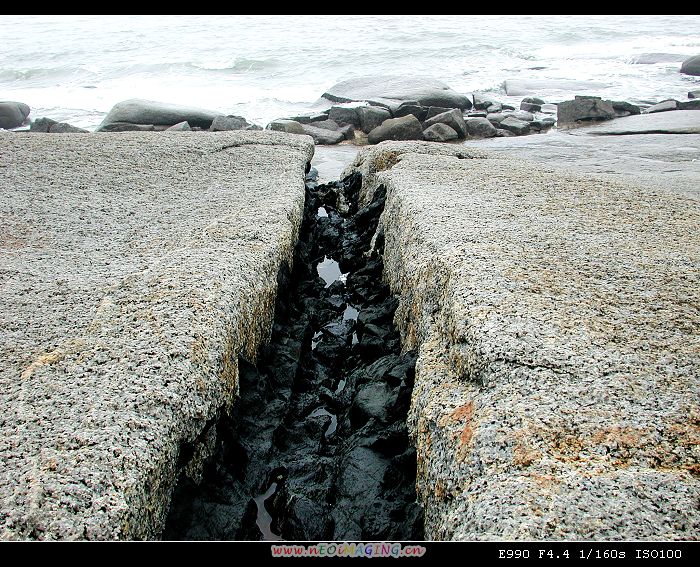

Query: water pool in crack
left=163, top=169, right=423, bottom=540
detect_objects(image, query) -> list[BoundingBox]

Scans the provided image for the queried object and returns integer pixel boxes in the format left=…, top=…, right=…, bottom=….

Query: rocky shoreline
left=3, top=66, right=700, bottom=147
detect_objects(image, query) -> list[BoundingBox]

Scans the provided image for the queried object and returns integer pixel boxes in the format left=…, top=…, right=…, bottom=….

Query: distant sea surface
left=1, top=14, right=700, bottom=130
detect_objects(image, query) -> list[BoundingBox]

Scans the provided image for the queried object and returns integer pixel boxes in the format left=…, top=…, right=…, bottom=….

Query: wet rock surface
left=164, top=171, right=423, bottom=540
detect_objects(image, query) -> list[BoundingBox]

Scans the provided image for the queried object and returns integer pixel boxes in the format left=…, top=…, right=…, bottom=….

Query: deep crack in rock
left=163, top=169, right=424, bottom=540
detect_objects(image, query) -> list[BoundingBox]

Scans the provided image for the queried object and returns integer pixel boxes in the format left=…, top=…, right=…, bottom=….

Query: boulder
left=323, top=76, right=471, bottom=112
left=678, top=100, right=700, bottom=110
left=367, top=115, right=423, bottom=144
left=680, top=54, right=700, bottom=76
left=472, top=92, right=496, bottom=110
left=301, top=124, right=344, bottom=145
left=520, top=97, right=544, bottom=113
left=423, top=123, right=459, bottom=142
left=268, top=119, right=306, bottom=135
left=0, top=101, right=30, bottom=129
left=97, top=99, right=222, bottom=131
left=425, top=106, right=453, bottom=120
left=289, top=112, right=329, bottom=124
left=210, top=115, right=254, bottom=131
left=689, top=90, right=700, bottom=100
left=529, top=120, right=553, bottom=132
left=50, top=122, right=89, bottom=133
left=499, top=115, right=531, bottom=135
left=423, top=109, right=467, bottom=138
left=495, top=129, right=516, bottom=137
left=486, top=112, right=509, bottom=125
left=511, top=110, right=534, bottom=122
left=557, top=96, right=615, bottom=125
left=29, top=117, right=87, bottom=133
left=486, top=103, right=502, bottom=113
left=540, top=103, right=558, bottom=114
left=612, top=101, right=641, bottom=116
left=644, top=100, right=678, bottom=113
left=328, top=106, right=361, bottom=128
left=357, top=106, right=391, bottom=133
left=394, top=102, right=426, bottom=121
left=464, top=117, right=497, bottom=138
left=309, top=119, right=341, bottom=132
left=166, top=121, right=192, bottom=131
left=30, top=117, right=58, bottom=132
left=97, top=123, right=156, bottom=132
left=466, top=111, right=488, bottom=118
left=338, top=124, right=355, bottom=140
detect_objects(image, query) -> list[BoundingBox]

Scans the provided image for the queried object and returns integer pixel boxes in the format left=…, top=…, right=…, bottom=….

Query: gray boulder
left=612, top=101, right=641, bottom=117
left=486, top=103, right=502, bottom=113
left=540, top=103, right=558, bottom=114
left=328, top=106, right=361, bottom=128
left=680, top=55, right=700, bottom=76
left=97, top=123, right=156, bottom=132
left=423, top=123, right=459, bottom=142
left=394, top=102, right=426, bottom=120
left=367, top=115, right=423, bottom=144
left=289, top=112, right=329, bottom=124
left=309, top=119, right=341, bottom=131
left=211, top=115, right=254, bottom=131
left=425, top=106, right=453, bottom=120
left=495, top=129, right=516, bottom=137
left=30, top=117, right=87, bottom=133
left=301, top=124, right=344, bottom=145
left=486, top=112, right=509, bottom=125
left=520, top=97, right=544, bottom=113
left=322, top=76, right=471, bottom=113
left=511, top=110, right=534, bottom=122
left=678, top=100, right=700, bottom=110
left=472, top=92, right=496, bottom=110
left=165, top=121, right=192, bottom=131
left=357, top=106, right=391, bottom=133
left=499, top=115, right=531, bottom=135
left=97, top=99, right=222, bottom=131
left=268, top=119, right=306, bottom=135
left=557, top=96, right=615, bottom=125
left=466, top=111, right=488, bottom=118
left=465, top=117, right=497, bottom=138
left=689, top=90, right=700, bottom=100
left=30, top=117, right=58, bottom=132
left=423, top=109, right=467, bottom=138
left=338, top=124, right=355, bottom=140
left=645, top=100, right=678, bottom=113
left=0, top=101, right=30, bottom=129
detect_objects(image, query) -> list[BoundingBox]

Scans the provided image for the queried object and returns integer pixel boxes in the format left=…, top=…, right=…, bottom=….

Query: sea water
left=1, top=14, right=699, bottom=130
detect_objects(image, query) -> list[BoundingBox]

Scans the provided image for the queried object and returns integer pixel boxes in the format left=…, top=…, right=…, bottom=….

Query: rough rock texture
left=645, top=100, right=678, bottom=113
left=680, top=54, right=700, bottom=76
left=301, top=124, right=344, bottom=145
left=97, top=99, right=223, bottom=131
left=468, top=127, right=700, bottom=201
left=367, top=115, right=424, bottom=145
left=0, top=131, right=314, bottom=540
left=166, top=121, right=192, bottom=132
left=346, top=142, right=700, bottom=540
left=0, top=101, right=30, bottom=129
left=465, top=117, right=497, bottom=138
left=499, top=116, right=531, bottom=135
left=358, top=106, right=391, bottom=133
left=210, top=115, right=256, bottom=131
left=423, top=123, right=459, bottom=142
left=30, top=118, right=88, bottom=133
left=558, top=96, right=615, bottom=125
left=578, top=110, right=700, bottom=136
left=268, top=119, right=306, bottom=135
left=423, top=109, right=467, bottom=139
left=323, top=76, right=471, bottom=113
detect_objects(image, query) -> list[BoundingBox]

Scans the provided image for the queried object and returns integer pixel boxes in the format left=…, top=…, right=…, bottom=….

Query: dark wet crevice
left=163, top=169, right=423, bottom=540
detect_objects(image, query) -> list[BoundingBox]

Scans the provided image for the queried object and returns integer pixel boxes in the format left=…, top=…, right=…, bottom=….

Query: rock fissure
left=163, top=169, right=424, bottom=540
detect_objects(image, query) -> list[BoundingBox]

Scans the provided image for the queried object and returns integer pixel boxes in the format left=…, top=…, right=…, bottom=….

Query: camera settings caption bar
left=496, top=541, right=694, bottom=561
